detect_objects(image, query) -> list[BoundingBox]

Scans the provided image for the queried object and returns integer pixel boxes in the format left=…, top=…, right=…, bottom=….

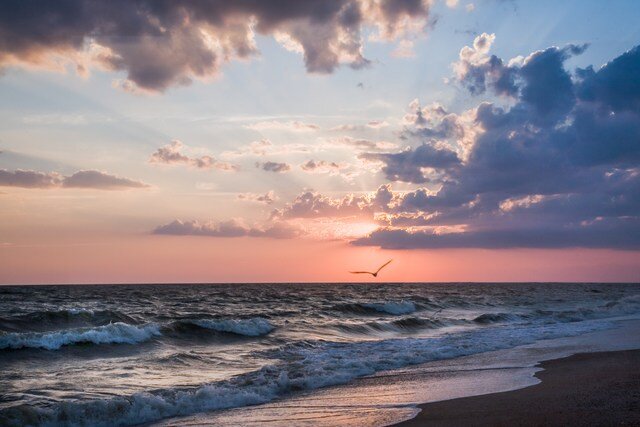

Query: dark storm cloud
left=0, top=0, right=432, bottom=91
left=576, top=45, right=640, bottom=113
left=0, top=169, right=149, bottom=190
left=352, top=39, right=640, bottom=249
left=354, top=217, right=640, bottom=249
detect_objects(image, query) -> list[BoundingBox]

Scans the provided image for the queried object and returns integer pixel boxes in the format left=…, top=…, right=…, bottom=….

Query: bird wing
left=349, top=271, right=374, bottom=275
left=375, top=259, right=393, bottom=274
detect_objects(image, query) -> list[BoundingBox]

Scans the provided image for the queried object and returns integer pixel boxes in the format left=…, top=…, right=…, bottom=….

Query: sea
left=1, top=282, right=639, bottom=427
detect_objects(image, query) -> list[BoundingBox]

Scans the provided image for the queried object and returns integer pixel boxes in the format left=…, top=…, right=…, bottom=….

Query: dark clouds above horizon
left=146, top=35, right=640, bottom=250
left=350, top=37, right=640, bottom=249
left=0, top=0, right=433, bottom=92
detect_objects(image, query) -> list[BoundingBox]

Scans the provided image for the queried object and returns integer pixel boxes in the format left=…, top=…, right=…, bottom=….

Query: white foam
left=0, top=322, right=161, bottom=350
left=0, top=317, right=621, bottom=426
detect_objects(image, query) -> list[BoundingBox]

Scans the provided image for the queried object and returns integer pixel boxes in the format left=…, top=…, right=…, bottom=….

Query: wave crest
left=178, top=318, right=275, bottom=337
left=0, top=322, right=161, bottom=350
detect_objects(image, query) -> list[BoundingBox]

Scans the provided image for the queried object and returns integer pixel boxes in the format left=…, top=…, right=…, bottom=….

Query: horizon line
left=2, top=281, right=638, bottom=286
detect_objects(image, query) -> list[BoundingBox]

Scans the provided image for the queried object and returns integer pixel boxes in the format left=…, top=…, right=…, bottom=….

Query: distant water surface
left=1, top=283, right=639, bottom=426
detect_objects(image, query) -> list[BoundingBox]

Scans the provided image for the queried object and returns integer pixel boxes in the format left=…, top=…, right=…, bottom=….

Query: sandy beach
left=396, top=350, right=640, bottom=427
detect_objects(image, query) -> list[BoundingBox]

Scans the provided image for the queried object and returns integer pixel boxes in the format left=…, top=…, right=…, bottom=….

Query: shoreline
left=149, top=320, right=640, bottom=427
left=395, top=349, right=640, bottom=426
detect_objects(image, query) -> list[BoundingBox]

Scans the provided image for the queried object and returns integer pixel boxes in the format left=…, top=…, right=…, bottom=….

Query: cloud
left=391, top=39, right=416, bottom=58
left=350, top=38, right=640, bottom=249
left=452, top=32, right=588, bottom=116
left=272, top=185, right=394, bottom=220
left=149, top=140, right=237, bottom=171
left=399, top=100, right=480, bottom=158
left=247, top=222, right=301, bottom=239
left=299, top=159, right=363, bottom=180
left=329, top=120, right=390, bottom=132
left=237, top=191, right=277, bottom=204
left=246, top=120, right=320, bottom=132
left=0, top=169, right=62, bottom=188
left=151, top=38, right=640, bottom=250
left=359, top=142, right=461, bottom=183
left=354, top=217, right=640, bottom=249
left=0, top=169, right=149, bottom=190
left=367, top=120, right=390, bottom=128
left=576, top=45, right=640, bottom=113
left=62, top=170, right=150, bottom=189
left=257, top=161, right=291, bottom=173
left=330, top=124, right=362, bottom=132
left=153, top=219, right=249, bottom=238
left=300, top=160, right=347, bottom=174
left=225, top=139, right=273, bottom=157
left=326, top=136, right=397, bottom=151
left=452, top=32, right=518, bottom=96
left=0, top=1, right=433, bottom=92
left=153, top=218, right=299, bottom=239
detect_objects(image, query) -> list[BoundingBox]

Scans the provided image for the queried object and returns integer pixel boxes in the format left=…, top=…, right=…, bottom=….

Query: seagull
left=350, top=259, right=393, bottom=278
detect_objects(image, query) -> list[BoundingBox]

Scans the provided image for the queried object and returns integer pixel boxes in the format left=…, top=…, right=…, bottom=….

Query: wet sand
left=396, top=350, right=640, bottom=427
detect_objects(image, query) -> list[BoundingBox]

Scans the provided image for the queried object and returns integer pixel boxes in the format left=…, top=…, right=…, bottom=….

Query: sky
left=1, top=0, right=640, bottom=284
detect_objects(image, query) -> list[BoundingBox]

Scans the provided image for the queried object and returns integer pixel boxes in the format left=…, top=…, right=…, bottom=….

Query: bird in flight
left=350, top=259, right=393, bottom=278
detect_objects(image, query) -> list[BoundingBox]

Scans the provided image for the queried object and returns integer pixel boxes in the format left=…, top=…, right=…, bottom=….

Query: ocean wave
left=0, top=316, right=275, bottom=351
left=0, top=318, right=614, bottom=427
left=156, top=351, right=209, bottom=365
left=334, top=301, right=417, bottom=315
left=471, top=295, right=640, bottom=325
left=172, top=318, right=275, bottom=337
left=473, top=312, right=519, bottom=324
left=0, top=309, right=138, bottom=332
left=0, top=322, right=161, bottom=351
left=334, top=316, right=456, bottom=335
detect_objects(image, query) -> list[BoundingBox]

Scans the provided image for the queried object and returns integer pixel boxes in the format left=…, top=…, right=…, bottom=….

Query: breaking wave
left=0, top=318, right=614, bottom=427
left=169, top=318, right=274, bottom=337
left=0, top=322, right=161, bottom=351
left=334, top=316, right=460, bottom=335
left=0, top=317, right=275, bottom=351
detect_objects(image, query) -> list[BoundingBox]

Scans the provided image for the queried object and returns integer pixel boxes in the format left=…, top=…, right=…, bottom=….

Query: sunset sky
left=1, top=0, right=639, bottom=283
